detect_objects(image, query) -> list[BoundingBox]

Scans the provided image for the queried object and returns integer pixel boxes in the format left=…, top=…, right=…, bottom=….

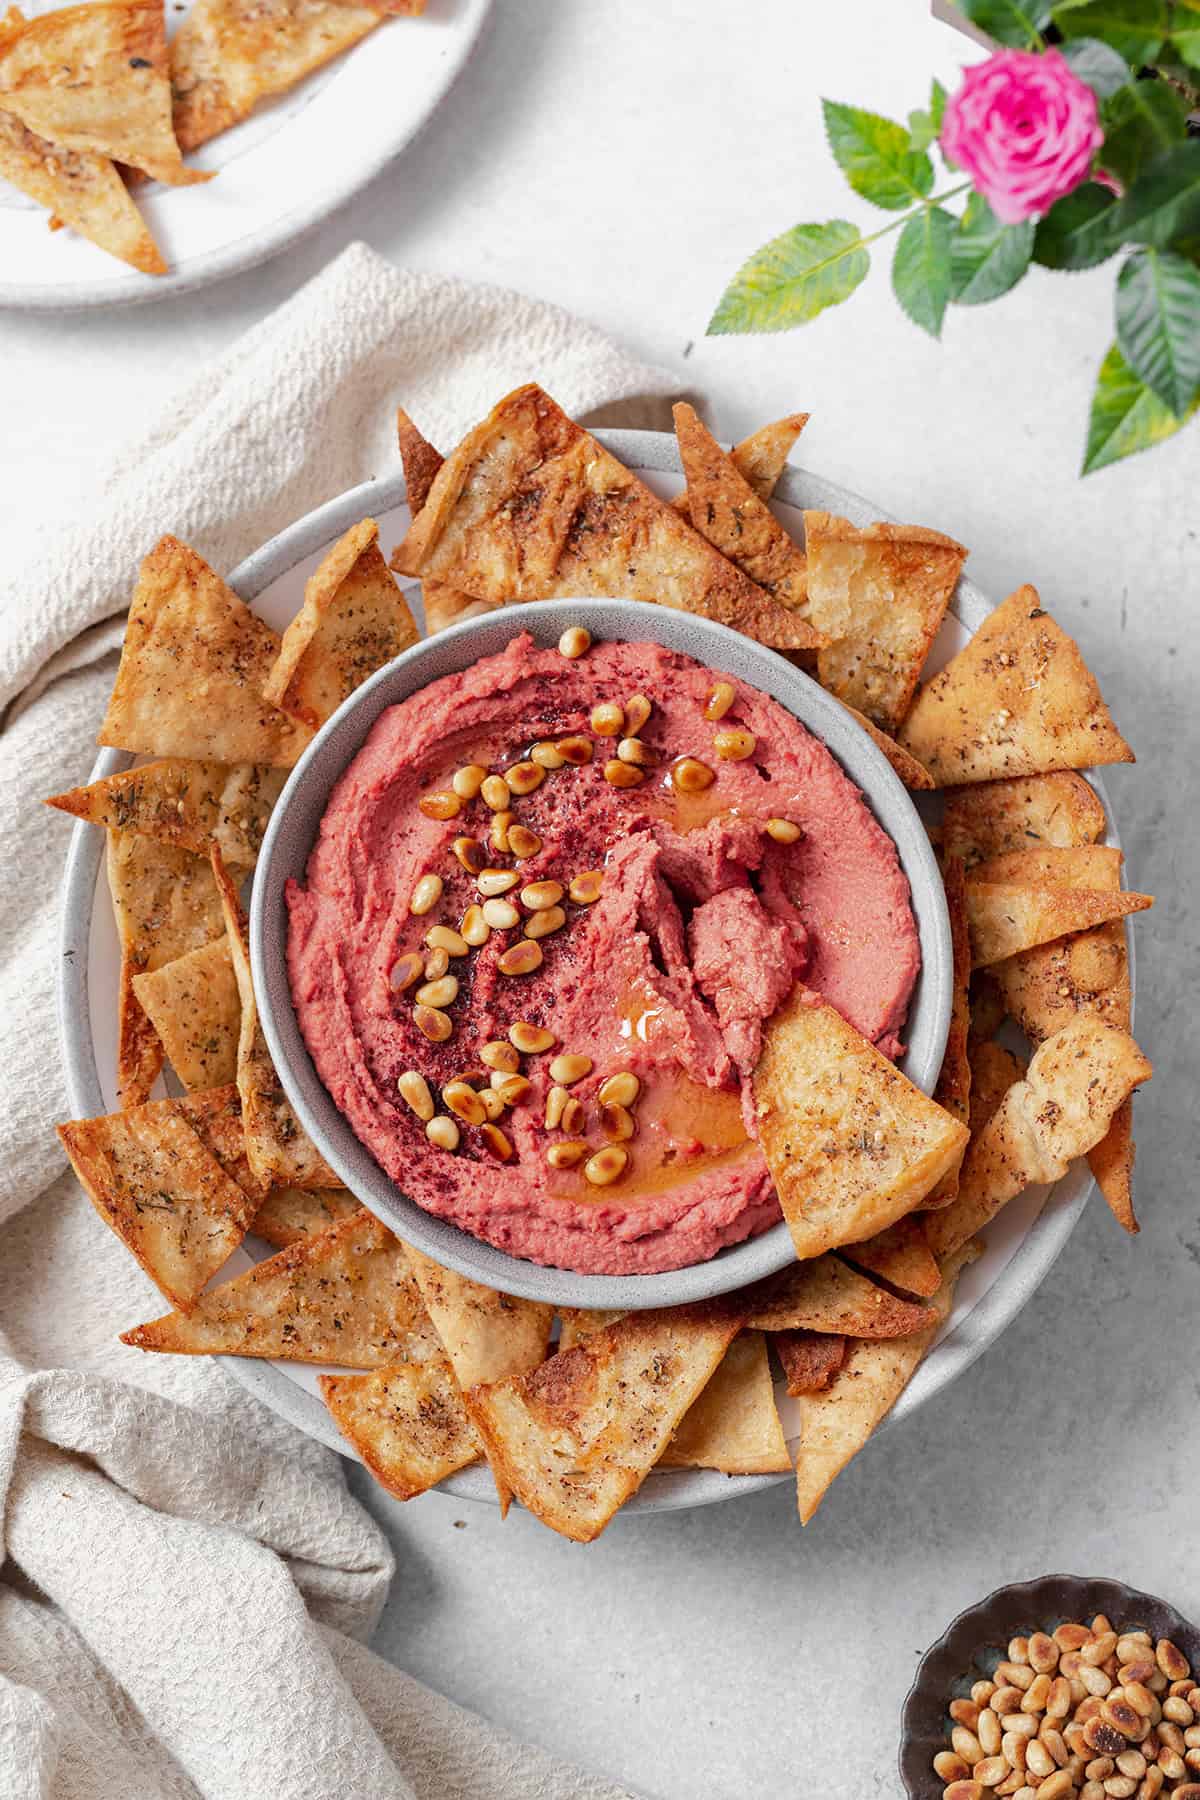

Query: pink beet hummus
left=286, top=634, right=920, bottom=1275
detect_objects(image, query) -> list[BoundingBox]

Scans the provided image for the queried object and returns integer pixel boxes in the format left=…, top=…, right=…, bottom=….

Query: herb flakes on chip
left=320, top=1359, right=481, bottom=1502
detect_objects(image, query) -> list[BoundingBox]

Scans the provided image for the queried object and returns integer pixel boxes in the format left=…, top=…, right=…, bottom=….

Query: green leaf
left=907, top=79, right=948, bottom=152
left=1167, top=0, right=1200, bottom=67
left=1110, top=141, right=1200, bottom=247
left=822, top=100, right=934, bottom=211
left=707, top=221, right=871, bottom=336
left=1114, top=248, right=1200, bottom=416
left=1099, top=78, right=1189, bottom=186
left=891, top=206, right=956, bottom=337
left=955, top=0, right=1052, bottom=46
left=1051, top=0, right=1168, bottom=66
left=1082, top=340, right=1198, bottom=472
left=1033, top=183, right=1122, bottom=268
left=950, top=194, right=1036, bottom=303
left=1058, top=34, right=1136, bottom=95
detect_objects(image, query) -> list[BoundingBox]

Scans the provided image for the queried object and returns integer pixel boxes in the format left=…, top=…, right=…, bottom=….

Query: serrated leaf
left=1082, top=340, right=1197, bottom=472
left=822, top=100, right=933, bottom=211
left=1100, top=78, right=1189, bottom=186
left=1051, top=0, right=1168, bottom=66
left=951, top=194, right=1036, bottom=303
left=1172, top=0, right=1200, bottom=68
left=892, top=207, right=955, bottom=337
left=1033, top=183, right=1121, bottom=270
left=955, top=0, right=1052, bottom=45
left=1110, top=141, right=1200, bottom=248
left=1058, top=34, right=1135, bottom=95
left=1114, top=248, right=1200, bottom=416
left=907, top=79, right=948, bottom=152
left=707, top=220, right=871, bottom=336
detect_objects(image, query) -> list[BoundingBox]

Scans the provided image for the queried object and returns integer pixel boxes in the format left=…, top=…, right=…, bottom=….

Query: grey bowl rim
left=55, top=426, right=1119, bottom=1512
left=898, top=1571, right=1199, bottom=1797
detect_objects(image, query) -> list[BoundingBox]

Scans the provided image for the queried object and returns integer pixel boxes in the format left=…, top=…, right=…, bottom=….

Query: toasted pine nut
left=498, top=940, right=543, bottom=976
left=617, top=736, right=657, bottom=766
left=598, top=1070, right=640, bottom=1107
left=1034, top=1773, right=1073, bottom=1800
left=1093, top=1616, right=1114, bottom=1638
left=453, top=835, right=487, bottom=873
left=420, top=789, right=461, bottom=821
left=997, top=1664, right=1036, bottom=1692
left=544, top=1086, right=571, bottom=1130
left=1004, top=1729, right=1030, bottom=1768
left=478, top=868, right=519, bottom=896
left=482, top=897, right=520, bottom=929
left=427, top=924, right=470, bottom=957
left=1159, top=1750, right=1187, bottom=1780
left=765, top=816, right=803, bottom=844
left=481, top=774, right=511, bottom=811
left=560, top=1097, right=585, bottom=1134
left=976, top=1709, right=1002, bottom=1756
left=494, top=1074, right=531, bottom=1107
left=491, top=809, right=514, bottom=853
left=625, top=694, right=652, bottom=734
left=481, top=1040, right=520, bottom=1072
left=508, top=824, right=542, bottom=859
left=1046, top=1678, right=1072, bottom=1720
left=555, top=735, right=593, bottom=764
left=952, top=1727, right=983, bottom=1765
left=1010, top=1640, right=1032, bottom=1667
left=522, top=880, right=564, bottom=910
left=546, top=1139, right=587, bottom=1169
left=414, top=1005, right=453, bottom=1042
left=591, top=702, right=624, bottom=737
left=604, top=758, right=644, bottom=788
left=1164, top=1698, right=1195, bottom=1727
left=1026, top=1741, right=1054, bottom=1779
left=1116, top=1751, right=1147, bottom=1778
left=601, top=1101, right=635, bottom=1141
left=1080, top=1667, right=1113, bottom=1697
left=409, top=873, right=443, bottom=915
left=480, top=1123, right=513, bottom=1161
left=416, top=975, right=458, bottom=1008
left=549, top=1053, right=592, bottom=1085
left=505, top=760, right=544, bottom=796
left=443, top=1080, right=485, bottom=1126
left=397, top=1071, right=434, bottom=1121
left=670, top=755, right=714, bottom=793
left=934, top=1752, right=971, bottom=1782
left=1083, top=1718, right=1124, bottom=1757
left=973, top=1756, right=1007, bottom=1787
left=1062, top=1653, right=1087, bottom=1680
left=1057, top=1626, right=1096, bottom=1652
left=713, top=727, right=756, bottom=761
left=479, top=1087, right=506, bottom=1121
left=1158, top=1721, right=1187, bottom=1753
left=1087, top=1762, right=1116, bottom=1783
left=569, top=869, right=604, bottom=904
left=1085, top=1634, right=1119, bottom=1668
left=509, top=1021, right=556, bottom=1054
left=1104, top=1779, right=1137, bottom=1798
left=704, top=681, right=736, bottom=721
left=423, top=947, right=450, bottom=980
left=390, top=951, right=424, bottom=991
left=1039, top=1727, right=1068, bottom=1767
left=1005, top=1712, right=1038, bottom=1738
left=1125, top=1685, right=1156, bottom=1718
left=558, top=626, right=591, bottom=659
left=1118, top=1639, right=1151, bottom=1665
left=942, top=1784, right=984, bottom=1800
left=453, top=764, right=487, bottom=799
left=973, top=1683, right=998, bottom=1708
left=525, top=906, right=566, bottom=939
left=1029, top=1636, right=1060, bottom=1675
left=1122, top=1662, right=1159, bottom=1690
left=531, top=741, right=565, bottom=770
left=460, top=905, right=490, bottom=947
left=583, top=1145, right=628, bottom=1186
left=1022, top=1676, right=1053, bottom=1714
left=425, top=1114, right=459, bottom=1150
left=1159, top=1643, right=1192, bottom=1683
left=992, top=1687, right=1024, bottom=1717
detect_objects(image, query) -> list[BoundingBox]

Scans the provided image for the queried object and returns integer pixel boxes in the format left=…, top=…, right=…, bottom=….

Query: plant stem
left=858, top=181, right=972, bottom=251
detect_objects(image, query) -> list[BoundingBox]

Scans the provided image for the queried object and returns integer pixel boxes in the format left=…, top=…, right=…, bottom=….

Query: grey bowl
left=250, top=594, right=953, bottom=1312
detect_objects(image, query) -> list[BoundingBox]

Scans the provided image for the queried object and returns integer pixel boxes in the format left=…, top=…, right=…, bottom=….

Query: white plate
left=58, top=427, right=1127, bottom=1514
left=0, top=0, right=492, bottom=311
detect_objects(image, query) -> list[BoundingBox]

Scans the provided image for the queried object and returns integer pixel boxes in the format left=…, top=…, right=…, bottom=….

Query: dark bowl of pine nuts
left=900, top=1573, right=1200, bottom=1800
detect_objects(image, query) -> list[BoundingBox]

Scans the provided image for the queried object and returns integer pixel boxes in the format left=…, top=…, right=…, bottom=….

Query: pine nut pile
left=935, top=1617, right=1200, bottom=1800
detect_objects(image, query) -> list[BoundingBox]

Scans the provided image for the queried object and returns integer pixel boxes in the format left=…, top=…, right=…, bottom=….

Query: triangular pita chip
left=395, top=413, right=488, bottom=635
left=660, top=1332, right=791, bottom=1476
left=803, top=510, right=966, bottom=733
left=391, top=385, right=822, bottom=651
left=673, top=402, right=810, bottom=615
left=1086, top=1097, right=1137, bottom=1235
left=106, top=829, right=233, bottom=1107
left=743, top=1251, right=936, bottom=1337
left=250, top=1185, right=360, bottom=1248
left=965, top=877, right=1150, bottom=969
left=99, top=537, right=311, bottom=766
left=47, top=759, right=286, bottom=868
left=898, top=586, right=1134, bottom=784
left=670, top=411, right=811, bottom=517
left=0, top=104, right=163, bottom=271
left=793, top=1241, right=978, bottom=1523
left=922, top=855, right=971, bottom=1209
left=262, top=518, right=418, bottom=731
left=752, top=989, right=970, bottom=1259
left=320, top=1358, right=481, bottom=1502
left=772, top=1330, right=847, bottom=1397
left=971, top=843, right=1124, bottom=889
left=0, top=0, right=208, bottom=186
left=967, top=1040, right=1025, bottom=1138
left=556, top=1308, right=624, bottom=1352
left=840, top=1217, right=941, bottom=1299
left=121, top=1209, right=440, bottom=1365
left=942, top=771, right=1106, bottom=867
left=59, top=1096, right=259, bottom=1311
left=211, top=848, right=343, bottom=1189
left=840, top=701, right=934, bottom=789
left=170, top=0, right=381, bottom=152
left=969, top=970, right=1007, bottom=1046
left=469, top=1301, right=742, bottom=1542
left=174, top=1082, right=266, bottom=1197
left=925, top=1016, right=1152, bottom=1259
left=132, top=936, right=241, bottom=1092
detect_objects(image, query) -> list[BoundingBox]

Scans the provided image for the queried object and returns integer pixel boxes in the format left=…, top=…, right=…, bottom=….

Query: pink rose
left=941, top=49, right=1103, bottom=225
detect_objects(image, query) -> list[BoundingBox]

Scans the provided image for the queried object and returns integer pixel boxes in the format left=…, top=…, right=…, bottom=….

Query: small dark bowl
left=900, top=1572, right=1200, bottom=1797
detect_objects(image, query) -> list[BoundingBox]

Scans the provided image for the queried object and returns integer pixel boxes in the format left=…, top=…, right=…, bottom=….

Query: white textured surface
left=0, top=3, right=1196, bottom=1799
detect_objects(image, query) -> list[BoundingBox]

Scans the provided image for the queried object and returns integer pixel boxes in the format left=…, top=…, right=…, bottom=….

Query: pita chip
left=0, top=0, right=208, bottom=186
left=803, top=510, right=966, bottom=733
left=48, top=758, right=285, bottom=869
left=922, top=855, right=971, bottom=1209
left=170, top=0, right=381, bottom=153
left=840, top=1217, right=942, bottom=1299
left=391, top=385, right=822, bottom=651
left=556, top=1309, right=625, bottom=1352
left=661, top=1332, right=791, bottom=1476
left=107, top=830, right=233, bottom=1107
left=673, top=402, right=810, bottom=615
left=0, top=105, right=163, bottom=271
left=793, top=1241, right=978, bottom=1523
left=969, top=970, right=1007, bottom=1046
left=211, top=848, right=343, bottom=1189
left=250, top=1185, right=360, bottom=1248
left=965, top=877, right=1150, bottom=969
left=841, top=701, right=935, bottom=789
left=772, top=1330, right=847, bottom=1397
left=395, top=412, right=487, bottom=634
left=262, top=519, right=418, bottom=732
left=670, top=411, right=811, bottom=518
left=99, top=538, right=310, bottom=766
left=320, top=1359, right=481, bottom=1502
left=173, top=1083, right=266, bottom=1197
left=968, top=1040, right=1025, bottom=1138
left=121, top=1209, right=441, bottom=1365
left=925, top=1016, right=1152, bottom=1259
left=59, top=1097, right=259, bottom=1311
left=469, top=1301, right=742, bottom=1542
left=132, top=936, right=241, bottom=1092
left=942, top=772, right=1106, bottom=867
left=899, top=586, right=1134, bottom=784
left=1086, top=1098, right=1137, bottom=1235
left=752, top=989, right=969, bottom=1259
left=743, top=1252, right=937, bottom=1337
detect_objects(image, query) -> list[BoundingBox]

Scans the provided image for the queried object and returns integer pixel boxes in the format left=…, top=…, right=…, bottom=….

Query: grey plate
left=58, top=427, right=1121, bottom=1513
left=252, top=595, right=953, bottom=1311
